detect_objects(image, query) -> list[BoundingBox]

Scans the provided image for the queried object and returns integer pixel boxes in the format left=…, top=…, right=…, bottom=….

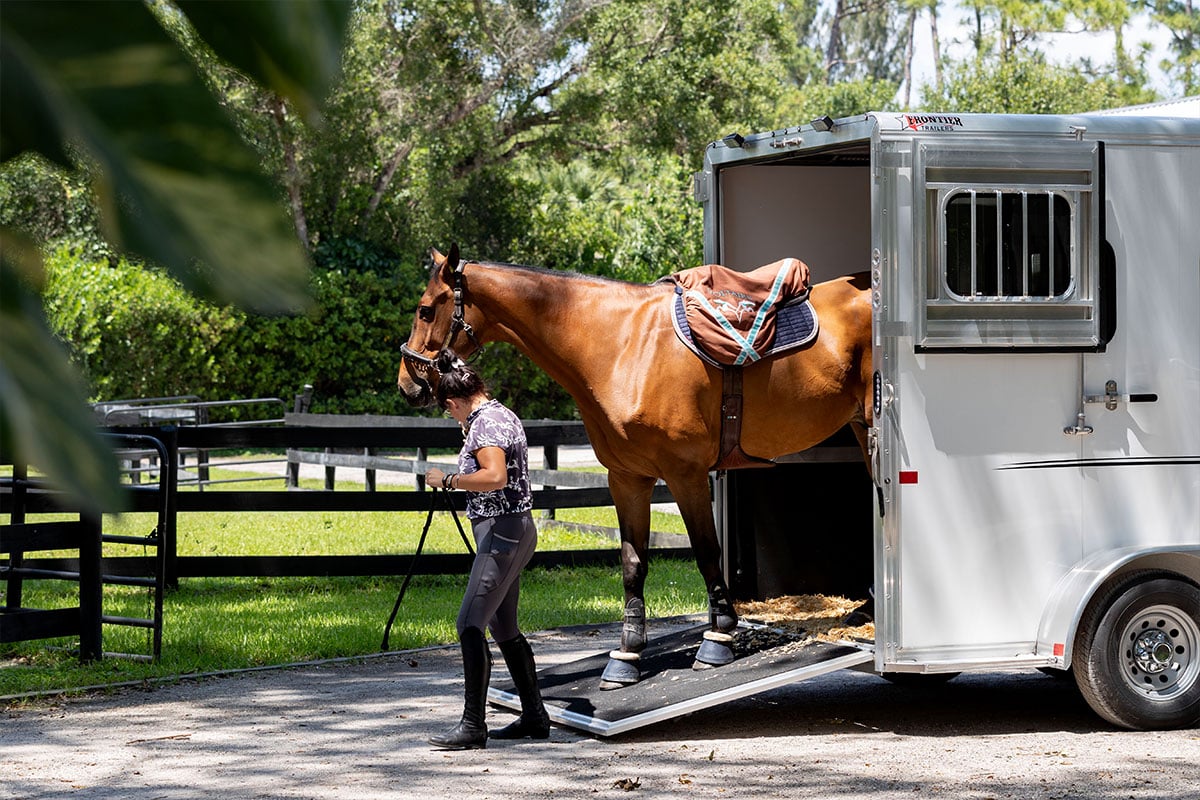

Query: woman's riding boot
left=429, top=627, right=491, bottom=749
left=490, top=633, right=550, bottom=740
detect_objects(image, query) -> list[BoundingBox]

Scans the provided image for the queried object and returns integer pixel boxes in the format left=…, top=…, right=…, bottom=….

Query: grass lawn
left=1, top=463, right=703, bottom=700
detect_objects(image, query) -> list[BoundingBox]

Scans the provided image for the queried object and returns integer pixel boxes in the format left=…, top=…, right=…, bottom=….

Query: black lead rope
left=381, top=486, right=475, bottom=651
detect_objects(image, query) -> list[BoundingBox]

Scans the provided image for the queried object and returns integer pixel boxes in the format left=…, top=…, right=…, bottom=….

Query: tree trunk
left=902, top=7, right=918, bottom=107
left=270, top=95, right=309, bottom=250
left=930, top=1, right=943, bottom=95
left=361, top=140, right=415, bottom=234
left=826, top=0, right=846, bottom=82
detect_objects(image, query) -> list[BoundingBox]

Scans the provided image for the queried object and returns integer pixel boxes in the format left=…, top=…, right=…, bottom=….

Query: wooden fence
left=2, top=416, right=686, bottom=660
left=3, top=417, right=683, bottom=586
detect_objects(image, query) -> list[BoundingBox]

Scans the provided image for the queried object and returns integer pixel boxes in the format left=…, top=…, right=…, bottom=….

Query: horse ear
left=447, top=242, right=460, bottom=270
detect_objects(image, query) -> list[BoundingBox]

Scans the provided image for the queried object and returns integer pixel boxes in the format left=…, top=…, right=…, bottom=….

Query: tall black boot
left=429, top=627, right=491, bottom=749
left=490, top=633, right=550, bottom=740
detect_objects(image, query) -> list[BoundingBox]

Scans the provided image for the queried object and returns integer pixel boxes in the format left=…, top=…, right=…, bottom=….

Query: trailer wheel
left=1072, top=570, right=1200, bottom=730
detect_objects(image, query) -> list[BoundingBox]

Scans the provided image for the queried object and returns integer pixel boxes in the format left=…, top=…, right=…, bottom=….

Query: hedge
left=42, top=247, right=578, bottom=420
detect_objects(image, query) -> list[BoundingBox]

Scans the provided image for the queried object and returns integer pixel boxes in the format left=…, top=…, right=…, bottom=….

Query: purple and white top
left=458, top=399, right=532, bottom=519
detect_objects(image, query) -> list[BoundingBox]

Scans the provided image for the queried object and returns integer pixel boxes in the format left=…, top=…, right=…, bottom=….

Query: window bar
left=1046, top=191, right=1055, bottom=297
left=969, top=190, right=977, bottom=297
left=995, top=190, right=1003, bottom=297
left=1021, top=191, right=1030, bottom=297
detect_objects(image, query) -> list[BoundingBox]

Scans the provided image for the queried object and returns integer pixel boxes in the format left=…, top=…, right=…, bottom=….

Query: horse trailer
left=699, top=102, right=1200, bottom=730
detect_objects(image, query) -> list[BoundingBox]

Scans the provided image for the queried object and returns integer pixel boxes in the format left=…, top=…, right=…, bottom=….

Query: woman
left=423, top=350, right=550, bottom=749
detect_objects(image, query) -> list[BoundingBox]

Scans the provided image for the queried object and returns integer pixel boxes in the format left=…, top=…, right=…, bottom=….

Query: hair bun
left=436, top=349, right=459, bottom=374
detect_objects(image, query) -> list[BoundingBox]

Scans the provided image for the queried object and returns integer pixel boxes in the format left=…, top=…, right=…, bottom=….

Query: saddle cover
left=669, top=257, right=818, bottom=367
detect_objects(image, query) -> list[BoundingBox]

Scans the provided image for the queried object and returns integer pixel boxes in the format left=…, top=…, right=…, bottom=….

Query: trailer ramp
left=489, top=624, right=873, bottom=737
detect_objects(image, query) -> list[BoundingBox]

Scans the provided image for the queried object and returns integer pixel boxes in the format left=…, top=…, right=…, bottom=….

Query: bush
left=41, top=247, right=577, bottom=418
left=43, top=247, right=238, bottom=402
left=42, top=247, right=425, bottom=415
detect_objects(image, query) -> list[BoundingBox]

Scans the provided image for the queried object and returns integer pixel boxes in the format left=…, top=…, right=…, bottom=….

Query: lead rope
left=381, top=486, right=475, bottom=651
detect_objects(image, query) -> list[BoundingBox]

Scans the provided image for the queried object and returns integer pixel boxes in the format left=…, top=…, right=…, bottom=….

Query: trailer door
left=1079, top=139, right=1200, bottom=553
left=881, top=134, right=1105, bottom=664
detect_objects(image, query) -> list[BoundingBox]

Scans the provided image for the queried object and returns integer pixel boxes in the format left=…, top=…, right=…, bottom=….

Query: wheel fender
left=1036, top=546, right=1200, bottom=668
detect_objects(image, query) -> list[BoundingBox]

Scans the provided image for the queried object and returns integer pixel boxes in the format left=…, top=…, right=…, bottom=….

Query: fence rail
left=3, top=418, right=683, bottom=587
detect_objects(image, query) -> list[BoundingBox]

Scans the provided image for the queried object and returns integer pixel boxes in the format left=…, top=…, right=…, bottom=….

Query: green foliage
left=0, top=155, right=107, bottom=259
left=779, top=76, right=903, bottom=122
left=1146, top=0, right=1200, bottom=95
left=0, top=0, right=350, bottom=515
left=924, top=52, right=1143, bottom=114
left=514, top=153, right=704, bottom=281
left=41, top=247, right=429, bottom=415
left=225, top=261, right=428, bottom=416
left=44, top=248, right=239, bottom=402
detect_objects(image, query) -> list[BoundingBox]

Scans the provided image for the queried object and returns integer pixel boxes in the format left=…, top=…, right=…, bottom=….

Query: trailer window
left=914, top=141, right=1103, bottom=350
left=944, top=190, right=1073, bottom=300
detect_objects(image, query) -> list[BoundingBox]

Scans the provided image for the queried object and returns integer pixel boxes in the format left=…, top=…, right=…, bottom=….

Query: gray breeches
left=456, top=512, right=538, bottom=643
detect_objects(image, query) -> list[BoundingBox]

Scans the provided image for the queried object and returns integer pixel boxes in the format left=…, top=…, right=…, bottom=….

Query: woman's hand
left=425, top=467, right=448, bottom=488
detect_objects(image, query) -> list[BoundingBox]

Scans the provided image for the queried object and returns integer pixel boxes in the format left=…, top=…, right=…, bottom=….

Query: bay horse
left=397, top=244, right=873, bottom=686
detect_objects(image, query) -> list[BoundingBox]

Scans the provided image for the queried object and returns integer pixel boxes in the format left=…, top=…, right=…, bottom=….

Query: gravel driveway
left=4, top=617, right=1198, bottom=800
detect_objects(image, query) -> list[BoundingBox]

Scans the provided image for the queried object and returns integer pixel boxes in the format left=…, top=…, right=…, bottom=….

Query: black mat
left=490, top=625, right=869, bottom=734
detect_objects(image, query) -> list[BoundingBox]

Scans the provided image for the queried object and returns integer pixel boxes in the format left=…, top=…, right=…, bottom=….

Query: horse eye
left=418, top=306, right=435, bottom=322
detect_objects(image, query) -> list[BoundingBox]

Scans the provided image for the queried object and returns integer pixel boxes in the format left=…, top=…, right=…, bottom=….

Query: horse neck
left=466, top=262, right=641, bottom=399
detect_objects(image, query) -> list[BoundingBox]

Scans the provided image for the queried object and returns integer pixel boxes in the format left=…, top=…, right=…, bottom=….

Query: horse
left=397, top=244, right=874, bottom=687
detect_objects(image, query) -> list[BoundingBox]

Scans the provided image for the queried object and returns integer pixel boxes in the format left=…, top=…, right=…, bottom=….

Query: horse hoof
left=599, top=650, right=640, bottom=690
left=693, top=630, right=735, bottom=668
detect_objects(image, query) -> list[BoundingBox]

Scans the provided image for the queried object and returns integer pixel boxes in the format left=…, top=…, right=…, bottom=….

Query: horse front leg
left=665, top=471, right=739, bottom=668
left=599, top=470, right=656, bottom=690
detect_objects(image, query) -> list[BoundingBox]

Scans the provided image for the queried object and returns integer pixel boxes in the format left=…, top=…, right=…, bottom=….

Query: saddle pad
left=669, top=258, right=818, bottom=367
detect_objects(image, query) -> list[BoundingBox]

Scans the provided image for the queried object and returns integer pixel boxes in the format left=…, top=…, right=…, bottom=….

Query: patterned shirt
left=458, top=399, right=532, bottom=519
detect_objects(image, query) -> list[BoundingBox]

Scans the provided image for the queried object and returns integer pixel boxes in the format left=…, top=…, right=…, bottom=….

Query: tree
left=0, top=0, right=350, bottom=513
left=924, top=50, right=1131, bottom=112
left=1146, top=0, right=1200, bottom=94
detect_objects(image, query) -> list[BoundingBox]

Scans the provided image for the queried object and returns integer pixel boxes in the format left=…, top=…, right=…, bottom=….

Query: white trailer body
left=699, top=107, right=1200, bottom=729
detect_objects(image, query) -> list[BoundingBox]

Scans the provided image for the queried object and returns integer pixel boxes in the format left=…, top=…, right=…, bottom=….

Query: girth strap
left=715, top=366, right=775, bottom=471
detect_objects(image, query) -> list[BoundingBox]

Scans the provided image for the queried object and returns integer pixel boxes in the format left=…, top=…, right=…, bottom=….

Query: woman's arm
left=426, top=446, right=507, bottom=491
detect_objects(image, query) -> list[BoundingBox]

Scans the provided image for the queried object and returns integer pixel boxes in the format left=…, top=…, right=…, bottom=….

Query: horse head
left=397, top=244, right=486, bottom=407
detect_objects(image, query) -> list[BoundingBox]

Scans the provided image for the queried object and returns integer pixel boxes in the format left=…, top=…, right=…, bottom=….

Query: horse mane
left=465, top=258, right=661, bottom=288
left=477, top=257, right=648, bottom=286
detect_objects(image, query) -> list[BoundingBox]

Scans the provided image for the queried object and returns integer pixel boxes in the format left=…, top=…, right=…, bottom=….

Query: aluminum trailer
left=697, top=105, right=1200, bottom=730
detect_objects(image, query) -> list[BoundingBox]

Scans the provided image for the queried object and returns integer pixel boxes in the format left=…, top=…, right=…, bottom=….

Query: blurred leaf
left=0, top=250, right=123, bottom=516
left=177, top=0, right=350, bottom=126
left=0, top=0, right=349, bottom=515
left=0, top=31, right=73, bottom=168
left=0, top=0, right=324, bottom=312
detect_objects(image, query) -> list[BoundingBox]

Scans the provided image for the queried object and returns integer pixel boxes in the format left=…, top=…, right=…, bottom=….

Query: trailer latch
left=1083, top=380, right=1160, bottom=411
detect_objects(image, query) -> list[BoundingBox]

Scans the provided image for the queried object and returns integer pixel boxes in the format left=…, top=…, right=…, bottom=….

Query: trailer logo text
left=900, top=114, right=964, bottom=132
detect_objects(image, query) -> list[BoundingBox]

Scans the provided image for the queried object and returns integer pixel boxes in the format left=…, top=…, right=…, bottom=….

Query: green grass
left=1, top=465, right=702, bottom=700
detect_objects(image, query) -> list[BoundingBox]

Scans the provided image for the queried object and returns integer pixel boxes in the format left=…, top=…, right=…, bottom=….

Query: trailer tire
left=1072, top=570, right=1200, bottom=730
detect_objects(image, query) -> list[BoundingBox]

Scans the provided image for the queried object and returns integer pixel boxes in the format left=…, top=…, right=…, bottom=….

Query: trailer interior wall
left=717, top=160, right=872, bottom=282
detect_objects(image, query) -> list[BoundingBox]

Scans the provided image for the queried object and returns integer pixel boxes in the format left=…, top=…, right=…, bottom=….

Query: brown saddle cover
left=668, top=258, right=812, bottom=470
left=670, top=258, right=811, bottom=366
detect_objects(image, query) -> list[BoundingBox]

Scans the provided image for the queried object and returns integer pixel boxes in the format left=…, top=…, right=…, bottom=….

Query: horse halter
left=400, top=261, right=482, bottom=374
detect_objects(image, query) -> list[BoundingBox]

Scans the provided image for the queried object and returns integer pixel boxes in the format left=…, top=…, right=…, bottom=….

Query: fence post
left=541, top=444, right=558, bottom=520
left=294, top=384, right=313, bottom=413
left=161, top=426, right=180, bottom=590
left=4, top=463, right=27, bottom=610
left=364, top=447, right=376, bottom=492
left=324, top=449, right=336, bottom=491
left=78, top=512, right=103, bottom=662
left=416, top=447, right=428, bottom=491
